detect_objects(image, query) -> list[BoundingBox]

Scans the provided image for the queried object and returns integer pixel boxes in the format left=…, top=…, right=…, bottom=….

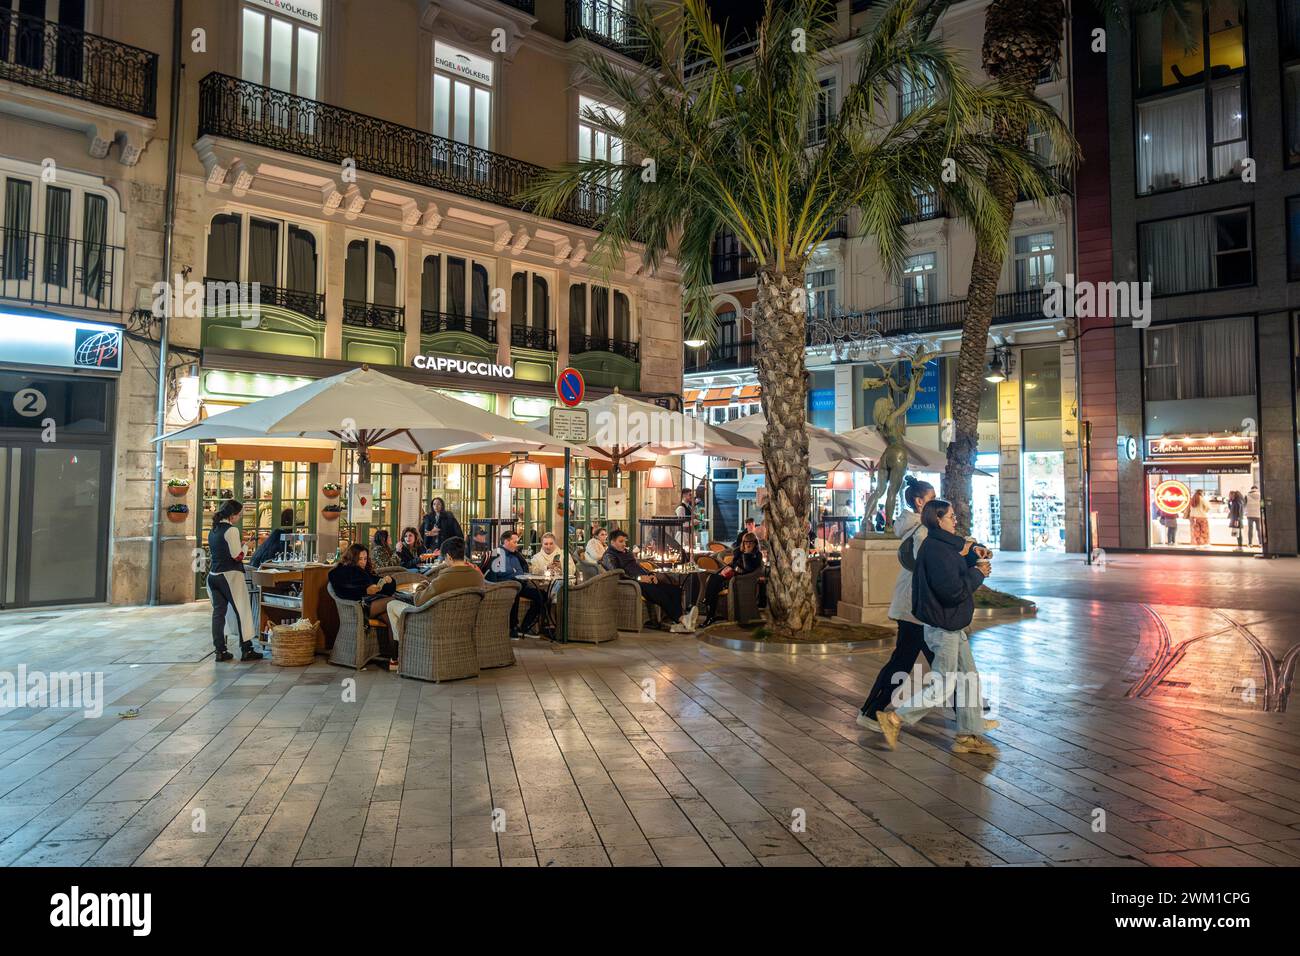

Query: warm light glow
left=683, top=339, right=706, bottom=348
left=509, top=459, right=547, bottom=489
left=646, top=465, right=675, bottom=489
left=826, top=470, right=855, bottom=491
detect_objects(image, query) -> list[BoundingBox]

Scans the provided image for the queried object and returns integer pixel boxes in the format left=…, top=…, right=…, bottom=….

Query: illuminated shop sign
left=1145, top=435, right=1255, bottom=459
left=434, top=42, right=493, bottom=85
left=412, top=354, right=514, bottom=380
left=244, top=0, right=322, bottom=25
left=1152, top=479, right=1191, bottom=515
left=0, top=313, right=122, bottom=372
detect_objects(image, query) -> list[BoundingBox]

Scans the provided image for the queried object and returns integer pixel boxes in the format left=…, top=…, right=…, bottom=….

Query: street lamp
left=509, top=458, right=548, bottom=489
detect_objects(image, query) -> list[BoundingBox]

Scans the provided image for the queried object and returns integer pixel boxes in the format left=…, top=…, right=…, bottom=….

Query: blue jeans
left=894, top=626, right=983, bottom=736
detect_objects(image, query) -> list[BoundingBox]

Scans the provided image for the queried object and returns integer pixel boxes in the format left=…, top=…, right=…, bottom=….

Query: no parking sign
left=556, top=367, right=584, bottom=407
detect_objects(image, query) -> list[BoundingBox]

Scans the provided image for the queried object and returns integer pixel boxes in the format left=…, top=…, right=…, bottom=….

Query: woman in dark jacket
left=876, top=499, right=997, bottom=756
left=329, top=545, right=398, bottom=660
left=422, top=497, right=464, bottom=556
left=701, top=533, right=762, bottom=626
left=395, top=527, right=424, bottom=569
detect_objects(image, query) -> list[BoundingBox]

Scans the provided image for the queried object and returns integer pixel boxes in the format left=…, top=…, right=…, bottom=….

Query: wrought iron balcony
left=511, top=324, right=556, bottom=351
left=902, top=190, right=944, bottom=225
left=573, top=335, right=639, bottom=361
left=420, top=310, right=497, bottom=343
left=685, top=339, right=756, bottom=374
left=0, top=9, right=158, bottom=117
left=343, top=300, right=405, bottom=332
left=565, top=0, right=654, bottom=63
left=197, top=72, right=613, bottom=231
left=806, top=288, right=1048, bottom=342
left=0, top=224, right=124, bottom=313
left=711, top=251, right=758, bottom=284
left=496, top=0, right=536, bottom=12
left=203, top=278, right=324, bottom=323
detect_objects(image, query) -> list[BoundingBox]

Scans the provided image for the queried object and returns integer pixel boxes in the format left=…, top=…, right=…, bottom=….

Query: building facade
left=1085, top=0, right=1299, bottom=556
left=684, top=0, right=1082, bottom=555
left=1, top=0, right=682, bottom=609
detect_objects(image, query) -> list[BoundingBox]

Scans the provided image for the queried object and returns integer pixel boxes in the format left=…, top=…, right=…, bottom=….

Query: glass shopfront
left=1142, top=436, right=1259, bottom=551
left=1021, top=347, right=1065, bottom=552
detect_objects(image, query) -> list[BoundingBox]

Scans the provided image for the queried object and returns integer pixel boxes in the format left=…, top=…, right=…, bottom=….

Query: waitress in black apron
left=207, top=499, right=262, bottom=662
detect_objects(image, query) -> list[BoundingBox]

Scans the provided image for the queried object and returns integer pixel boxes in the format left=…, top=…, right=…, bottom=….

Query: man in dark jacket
left=877, top=499, right=997, bottom=756
left=486, top=531, right=544, bottom=637
left=601, top=530, right=692, bottom=631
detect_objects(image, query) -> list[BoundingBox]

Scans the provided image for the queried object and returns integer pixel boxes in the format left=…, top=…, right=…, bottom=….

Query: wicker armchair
left=554, top=570, right=620, bottom=643
left=724, top=568, right=764, bottom=627
left=398, top=586, right=484, bottom=682
left=615, top=577, right=645, bottom=632
left=327, top=583, right=383, bottom=670
left=578, top=558, right=602, bottom=582
left=386, top=569, right=427, bottom=587
left=475, top=581, right=518, bottom=668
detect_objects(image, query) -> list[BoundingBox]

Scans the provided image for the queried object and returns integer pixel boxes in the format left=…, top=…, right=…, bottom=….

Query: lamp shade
left=646, top=465, right=675, bottom=489
left=826, top=470, right=855, bottom=491
left=509, top=459, right=547, bottom=489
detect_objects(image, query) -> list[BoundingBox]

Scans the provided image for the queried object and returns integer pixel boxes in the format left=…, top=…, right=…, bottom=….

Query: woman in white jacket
left=856, top=476, right=935, bottom=730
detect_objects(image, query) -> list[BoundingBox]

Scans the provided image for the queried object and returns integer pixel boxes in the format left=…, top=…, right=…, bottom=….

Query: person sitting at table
left=733, top=517, right=757, bottom=551
left=530, top=532, right=564, bottom=575
left=585, top=527, right=608, bottom=563
left=701, top=532, right=763, bottom=626
left=386, top=536, right=484, bottom=644
left=395, top=527, right=424, bottom=569
left=329, top=545, right=399, bottom=664
left=486, top=531, right=545, bottom=638
left=601, top=529, right=695, bottom=633
left=371, top=528, right=397, bottom=569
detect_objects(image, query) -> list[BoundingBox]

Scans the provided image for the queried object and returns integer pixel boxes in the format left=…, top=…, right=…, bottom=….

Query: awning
left=702, top=387, right=736, bottom=407
left=737, top=384, right=761, bottom=401
left=683, top=389, right=701, bottom=404
left=369, top=447, right=420, bottom=465
left=214, top=439, right=335, bottom=463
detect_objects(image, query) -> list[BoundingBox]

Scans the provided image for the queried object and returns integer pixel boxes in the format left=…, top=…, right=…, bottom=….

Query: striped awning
left=702, top=387, right=737, bottom=407
left=683, top=389, right=701, bottom=404
left=737, top=384, right=761, bottom=401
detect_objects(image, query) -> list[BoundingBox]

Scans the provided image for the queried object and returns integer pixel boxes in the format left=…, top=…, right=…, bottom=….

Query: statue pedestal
left=835, top=536, right=900, bottom=628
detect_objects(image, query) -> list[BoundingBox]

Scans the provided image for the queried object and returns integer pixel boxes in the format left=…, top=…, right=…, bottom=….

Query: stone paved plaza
left=0, top=552, right=1297, bottom=867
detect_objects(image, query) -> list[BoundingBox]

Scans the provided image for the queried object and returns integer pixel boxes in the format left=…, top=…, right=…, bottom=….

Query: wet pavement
left=0, top=552, right=1296, bottom=867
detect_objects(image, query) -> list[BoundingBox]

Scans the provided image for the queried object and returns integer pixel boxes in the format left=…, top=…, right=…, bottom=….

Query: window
left=204, top=211, right=321, bottom=316
left=1014, top=233, right=1055, bottom=290
left=511, top=271, right=550, bottom=332
left=1139, top=207, right=1252, bottom=295
left=809, top=76, right=836, bottom=145
left=344, top=237, right=399, bottom=306
left=578, top=95, right=623, bottom=214
left=902, top=254, right=936, bottom=306
left=1143, top=317, right=1256, bottom=435
left=572, top=0, right=629, bottom=45
left=805, top=269, right=836, bottom=318
left=568, top=282, right=632, bottom=351
left=240, top=0, right=320, bottom=97
left=1, top=169, right=116, bottom=307
left=1134, top=2, right=1247, bottom=192
left=1284, top=2, right=1300, bottom=164
left=433, top=41, right=492, bottom=152
left=1027, top=95, right=1062, bottom=163
left=421, top=252, right=491, bottom=335
left=900, top=66, right=935, bottom=118
left=1, top=0, right=85, bottom=78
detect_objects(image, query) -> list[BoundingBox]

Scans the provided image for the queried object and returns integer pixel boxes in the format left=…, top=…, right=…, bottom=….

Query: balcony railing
left=1019, top=164, right=1073, bottom=202
left=685, top=339, right=756, bottom=374
left=0, top=9, right=158, bottom=117
left=511, top=324, right=556, bottom=351
left=573, top=335, right=639, bottom=361
left=197, top=72, right=614, bottom=231
left=711, top=251, right=758, bottom=284
left=0, top=224, right=123, bottom=313
left=204, top=278, right=324, bottom=323
left=343, top=300, right=405, bottom=332
left=809, top=288, right=1048, bottom=342
left=565, top=0, right=653, bottom=63
left=496, top=0, right=535, bottom=12
left=420, top=310, right=497, bottom=343
left=903, top=190, right=944, bottom=225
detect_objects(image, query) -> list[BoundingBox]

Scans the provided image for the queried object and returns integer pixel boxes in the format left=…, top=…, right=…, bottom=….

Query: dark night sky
left=706, top=0, right=764, bottom=44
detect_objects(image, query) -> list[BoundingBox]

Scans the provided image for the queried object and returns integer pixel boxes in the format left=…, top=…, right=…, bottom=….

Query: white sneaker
left=669, top=620, right=692, bottom=634
left=684, top=606, right=699, bottom=630
left=856, top=712, right=883, bottom=733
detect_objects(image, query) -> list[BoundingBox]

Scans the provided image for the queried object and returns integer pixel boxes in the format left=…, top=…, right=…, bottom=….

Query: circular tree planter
left=698, top=619, right=892, bottom=654
left=972, top=586, right=1037, bottom=619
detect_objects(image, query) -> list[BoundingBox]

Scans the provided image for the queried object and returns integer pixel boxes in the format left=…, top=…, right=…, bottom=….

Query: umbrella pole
left=357, top=443, right=371, bottom=550
left=561, top=446, right=570, bottom=644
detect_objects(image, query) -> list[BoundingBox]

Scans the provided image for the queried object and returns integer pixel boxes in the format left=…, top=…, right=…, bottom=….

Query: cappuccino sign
left=412, top=354, right=514, bottom=380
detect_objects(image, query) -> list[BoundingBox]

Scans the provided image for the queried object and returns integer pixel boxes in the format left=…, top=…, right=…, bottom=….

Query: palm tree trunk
left=944, top=0, right=1063, bottom=535
left=753, top=269, right=815, bottom=637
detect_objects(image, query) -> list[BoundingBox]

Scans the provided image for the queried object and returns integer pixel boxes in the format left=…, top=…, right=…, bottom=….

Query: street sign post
left=550, top=393, right=588, bottom=644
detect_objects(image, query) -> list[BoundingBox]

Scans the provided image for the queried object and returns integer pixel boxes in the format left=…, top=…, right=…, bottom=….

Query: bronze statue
left=858, top=344, right=939, bottom=536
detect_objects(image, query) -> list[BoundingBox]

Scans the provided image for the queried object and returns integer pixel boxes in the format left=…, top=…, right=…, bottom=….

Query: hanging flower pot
left=166, top=478, right=190, bottom=498
left=166, top=503, right=189, bottom=523
left=321, top=504, right=343, bottom=521
left=322, top=483, right=341, bottom=499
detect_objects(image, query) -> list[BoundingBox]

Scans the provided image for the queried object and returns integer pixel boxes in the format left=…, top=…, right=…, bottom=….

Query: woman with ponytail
left=207, top=499, right=262, bottom=662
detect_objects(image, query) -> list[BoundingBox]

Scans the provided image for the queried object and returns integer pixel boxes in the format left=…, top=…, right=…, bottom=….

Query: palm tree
left=941, top=0, right=1199, bottom=534
left=524, top=0, right=1065, bottom=637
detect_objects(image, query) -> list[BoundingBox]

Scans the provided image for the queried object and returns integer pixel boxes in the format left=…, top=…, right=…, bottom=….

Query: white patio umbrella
left=719, top=414, right=871, bottom=472
left=154, top=366, right=590, bottom=468
left=580, top=390, right=760, bottom=470
left=840, top=425, right=988, bottom=475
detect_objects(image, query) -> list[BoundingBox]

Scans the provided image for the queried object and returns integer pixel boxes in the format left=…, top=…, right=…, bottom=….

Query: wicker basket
left=270, top=620, right=319, bottom=666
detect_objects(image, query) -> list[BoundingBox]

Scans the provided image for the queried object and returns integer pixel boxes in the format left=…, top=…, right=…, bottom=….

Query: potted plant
left=166, top=478, right=190, bottom=497
left=166, top=503, right=189, bottom=523
left=322, top=482, right=341, bottom=499
left=321, top=503, right=343, bottom=520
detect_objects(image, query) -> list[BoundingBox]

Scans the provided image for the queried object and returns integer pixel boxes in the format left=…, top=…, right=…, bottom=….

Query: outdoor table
left=516, top=573, right=573, bottom=639
left=652, top=566, right=711, bottom=618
